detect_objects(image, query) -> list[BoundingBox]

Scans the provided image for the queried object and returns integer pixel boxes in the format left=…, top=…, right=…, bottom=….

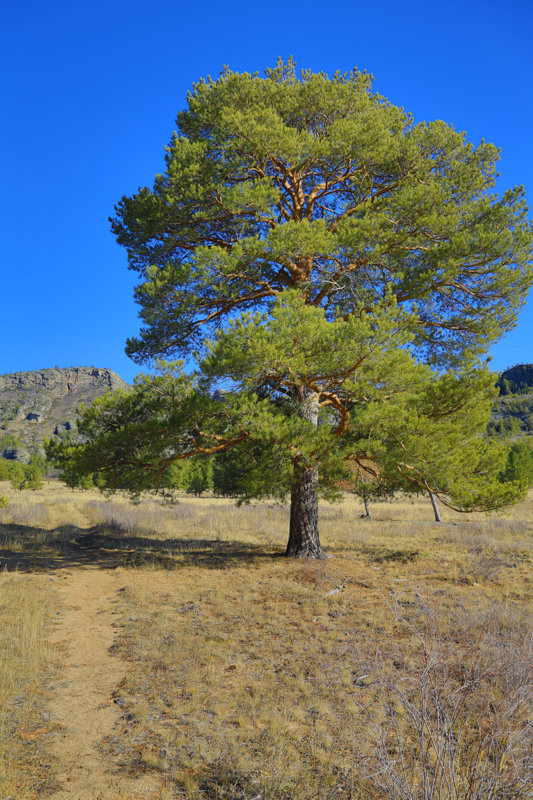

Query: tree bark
left=429, top=491, right=442, bottom=523
left=286, top=464, right=324, bottom=558
left=285, top=389, right=324, bottom=559
left=363, top=499, right=371, bottom=518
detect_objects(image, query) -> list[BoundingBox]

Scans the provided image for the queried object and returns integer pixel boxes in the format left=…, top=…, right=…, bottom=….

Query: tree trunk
left=429, top=491, right=442, bottom=523
left=286, top=464, right=324, bottom=558
left=363, top=499, right=371, bottom=518
left=286, top=389, right=324, bottom=559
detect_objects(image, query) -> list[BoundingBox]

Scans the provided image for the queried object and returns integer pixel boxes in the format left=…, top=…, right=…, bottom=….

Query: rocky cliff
left=0, top=367, right=128, bottom=460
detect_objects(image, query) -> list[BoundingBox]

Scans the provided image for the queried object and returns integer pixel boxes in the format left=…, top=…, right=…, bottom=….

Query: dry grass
left=0, top=480, right=531, bottom=798
left=106, top=568, right=532, bottom=799
left=0, top=575, right=57, bottom=799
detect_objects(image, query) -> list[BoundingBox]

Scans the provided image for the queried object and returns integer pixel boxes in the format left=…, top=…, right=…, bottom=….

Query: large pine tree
left=50, top=60, right=533, bottom=557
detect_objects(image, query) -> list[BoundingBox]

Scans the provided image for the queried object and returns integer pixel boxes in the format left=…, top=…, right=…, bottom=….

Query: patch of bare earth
left=48, top=564, right=161, bottom=800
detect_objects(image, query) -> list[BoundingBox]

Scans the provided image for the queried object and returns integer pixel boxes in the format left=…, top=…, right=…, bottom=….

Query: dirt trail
left=48, top=563, right=160, bottom=800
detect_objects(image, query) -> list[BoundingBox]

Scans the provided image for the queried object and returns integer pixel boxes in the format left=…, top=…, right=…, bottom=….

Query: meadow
left=0, top=480, right=531, bottom=799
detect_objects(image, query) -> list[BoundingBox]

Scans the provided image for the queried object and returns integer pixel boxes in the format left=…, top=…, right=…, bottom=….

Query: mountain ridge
left=0, top=366, right=128, bottom=461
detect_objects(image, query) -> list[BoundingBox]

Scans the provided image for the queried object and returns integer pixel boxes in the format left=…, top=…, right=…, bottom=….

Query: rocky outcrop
left=0, top=367, right=129, bottom=459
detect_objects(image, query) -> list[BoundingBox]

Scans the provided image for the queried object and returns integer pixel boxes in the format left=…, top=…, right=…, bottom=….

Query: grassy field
left=0, top=481, right=531, bottom=799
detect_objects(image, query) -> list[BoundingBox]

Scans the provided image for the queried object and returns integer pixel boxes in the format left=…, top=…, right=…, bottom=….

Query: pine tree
left=499, top=441, right=533, bottom=491
left=48, top=61, right=532, bottom=557
left=23, top=465, right=43, bottom=492
left=184, top=457, right=213, bottom=496
left=9, top=462, right=26, bottom=492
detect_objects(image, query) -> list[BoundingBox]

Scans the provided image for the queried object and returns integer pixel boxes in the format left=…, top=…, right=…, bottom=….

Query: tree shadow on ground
left=0, top=523, right=277, bottom=573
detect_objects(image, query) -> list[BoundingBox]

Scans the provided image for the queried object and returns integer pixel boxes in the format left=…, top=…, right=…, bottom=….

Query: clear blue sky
left=1, top=0, right=532, bottom=383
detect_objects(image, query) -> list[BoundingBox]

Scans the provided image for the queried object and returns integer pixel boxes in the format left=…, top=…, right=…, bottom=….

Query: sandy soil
left=48, top=562, right=161, bottom=800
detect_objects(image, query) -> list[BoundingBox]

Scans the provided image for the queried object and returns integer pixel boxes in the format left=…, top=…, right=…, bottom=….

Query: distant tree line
left=46, top=424, right=533, bottom=511
left=53, top=451, right=245, bottom=499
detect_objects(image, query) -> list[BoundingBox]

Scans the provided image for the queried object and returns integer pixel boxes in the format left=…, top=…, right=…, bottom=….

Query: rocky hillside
left=0, top=367, right=128, bottom=461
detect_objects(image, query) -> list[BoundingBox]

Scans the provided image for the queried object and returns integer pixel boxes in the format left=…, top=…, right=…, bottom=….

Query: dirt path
left=48, top=563, right=161, bottom=800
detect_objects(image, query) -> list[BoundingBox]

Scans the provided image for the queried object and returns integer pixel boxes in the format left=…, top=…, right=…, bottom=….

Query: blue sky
left=1, top=0, right=532, bottom=383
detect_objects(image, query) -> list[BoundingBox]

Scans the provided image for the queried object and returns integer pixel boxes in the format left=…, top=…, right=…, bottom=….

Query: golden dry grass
left=0, top=480, right=531, bottom=798
left=0, top=574, right=57, bottom=799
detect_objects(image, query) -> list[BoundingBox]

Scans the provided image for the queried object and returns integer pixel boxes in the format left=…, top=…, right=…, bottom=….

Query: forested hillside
left=489, top=364, right=533, bottom=437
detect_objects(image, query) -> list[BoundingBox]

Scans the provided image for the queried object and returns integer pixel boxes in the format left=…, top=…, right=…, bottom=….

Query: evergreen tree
left=167, top=459, right=192, bottom=490
left=499, top=441, right=533, bottom=491
left=76, top=472, right=96, bottom=490
left=23, top=465, right=43, bottom=491
left=48, top=61, right=532, bottom=557
left=184, top=456, right=214, bottom=496
left=9, top=462, right=26, bottom=492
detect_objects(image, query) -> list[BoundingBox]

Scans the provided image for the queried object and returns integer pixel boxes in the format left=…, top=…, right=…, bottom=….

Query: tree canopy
left=114, top=59, right=531, bottom=368
left=49, top=60, right=533, bottom=557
